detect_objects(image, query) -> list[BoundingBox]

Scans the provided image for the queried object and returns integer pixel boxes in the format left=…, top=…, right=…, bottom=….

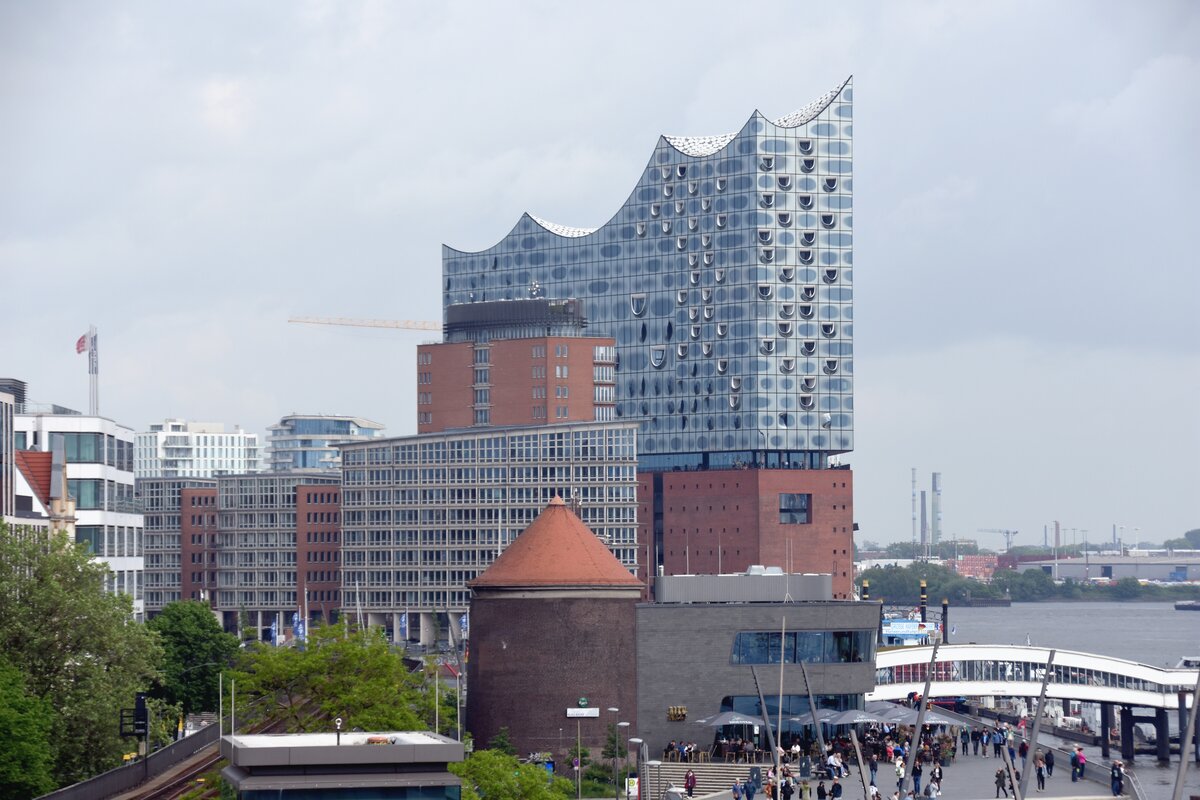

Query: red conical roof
left=468, top=497, right=642, bottom=589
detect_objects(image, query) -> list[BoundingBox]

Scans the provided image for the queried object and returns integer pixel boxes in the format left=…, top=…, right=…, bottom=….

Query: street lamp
left=615, top=721, right=629, bottom=800
left=627, top=737, right=643, bottom=800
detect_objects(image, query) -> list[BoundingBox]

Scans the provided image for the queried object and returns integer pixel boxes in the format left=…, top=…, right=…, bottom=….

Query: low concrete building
left=221, top=730, right=463, bottom=798
left=636, top=573, right=879, bottom=758
left=1017, top=555, right=1200, bottom=583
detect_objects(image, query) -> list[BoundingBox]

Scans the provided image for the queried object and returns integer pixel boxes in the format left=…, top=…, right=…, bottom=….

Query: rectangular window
left=779, top=493, right=812, bottom=524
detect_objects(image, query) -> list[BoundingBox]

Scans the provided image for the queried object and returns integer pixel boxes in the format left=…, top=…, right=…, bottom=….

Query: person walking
left=1045, top=749, right=1055, bottom=777
left=1035, top=757, right=1046, bottom=792
left=930, top=763, right=943, bottom=793
left=831, top=779, right=843, bottom=800
left=781, top=778, right=795, bottom=800
left=993, top=730, right=1004, bottom=759
left=746, top=776, right=759, bottom=800
left=869, top=753, right=879, bottom=786
left=911, top=761, right=923, bottom=797
left=1019, top=740, right=1029, bottom=771
left=684, top=769, right=697, bottom=798
left=1110, top=761, right=1124, bottom=796
left=1070, top=748, right=1081, bottom=782
left=895, top=758, right=905, bottom=793
left=817, top=780, right=828, bottom=800
left=1077, top=747, right=1088, bottom=780
left=995, top=768, right=1009, bottom=798
left=981, top=730, right=991, bottom=757
left=733, top=779, right=744, bottom=800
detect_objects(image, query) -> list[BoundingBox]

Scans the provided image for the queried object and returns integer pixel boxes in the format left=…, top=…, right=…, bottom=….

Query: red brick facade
left=297, top=484, right=341, bottom=623
left=417, top=337, right=615, bottom=433
left=638, top=468, right=855, bottom=599
left=181, top=487, right=218, bottom=604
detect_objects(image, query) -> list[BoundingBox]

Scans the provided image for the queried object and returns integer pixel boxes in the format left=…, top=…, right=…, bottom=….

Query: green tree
left=0, top=658, right=56, bottom=798
left=1111, top=577, right=1143, bottom=600
left=489, top=725, right=517, bottom=755
left=148, top=600, right=239, bottom=715
left=0, top=522, right=162, bottom=787
left=449, top=749, right=574, bottom=800
left=230, top=621, right=427, bottom=732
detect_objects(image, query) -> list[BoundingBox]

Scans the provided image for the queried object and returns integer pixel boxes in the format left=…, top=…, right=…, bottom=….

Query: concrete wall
left=635, top=602, right=878, bottom=756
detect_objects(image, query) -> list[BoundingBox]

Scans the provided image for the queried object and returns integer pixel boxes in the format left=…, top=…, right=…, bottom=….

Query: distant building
left=266, top=413, right=384, bottom=472
left=135, top=419, right=260, bottom=478
left=212, top=472, right=342, bottom=635
left=339, top=420, right=639, bottom=643
left=138, top=476, right=217, bottom=616
left=1016, top=556, right=1200, bottom=583
left=0, top=391, right=12, bottom=520
left=15, top=403, right=143, bottom=618
left=467, top=497, right=642, bottom=757
left=946, top=554, right=998, bottom=581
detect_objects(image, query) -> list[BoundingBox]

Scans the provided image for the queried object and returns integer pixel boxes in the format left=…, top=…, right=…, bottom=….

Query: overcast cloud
left=2, top=1, right=1197, bottom=550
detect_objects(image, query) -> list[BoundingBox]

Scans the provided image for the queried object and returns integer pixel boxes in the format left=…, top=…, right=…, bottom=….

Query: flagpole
left=89, top=324, right=98, bottom=416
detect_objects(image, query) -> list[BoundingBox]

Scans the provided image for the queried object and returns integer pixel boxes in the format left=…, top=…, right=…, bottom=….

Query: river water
left=937, top=601, right=1199, bottom=799
left=944, top=601, right=1199, bottom=669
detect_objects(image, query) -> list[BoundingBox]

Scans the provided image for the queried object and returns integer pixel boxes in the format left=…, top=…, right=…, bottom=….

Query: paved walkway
left=690, top=750, right=1115, bottom=800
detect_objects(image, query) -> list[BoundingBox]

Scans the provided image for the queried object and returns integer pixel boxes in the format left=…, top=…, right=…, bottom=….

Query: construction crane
left=288, top=317, right=441, bottom=332
left=978, top=528, right=1019, bottom=552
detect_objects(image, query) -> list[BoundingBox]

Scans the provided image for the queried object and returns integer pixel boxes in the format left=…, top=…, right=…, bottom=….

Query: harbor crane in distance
left=288, top=317, right=441, bottom=332
left=978, top=528, right=1018, bottom=552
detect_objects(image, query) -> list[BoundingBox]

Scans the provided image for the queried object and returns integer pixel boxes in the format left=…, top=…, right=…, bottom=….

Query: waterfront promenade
left=688, top=748, right=1114, bottom=800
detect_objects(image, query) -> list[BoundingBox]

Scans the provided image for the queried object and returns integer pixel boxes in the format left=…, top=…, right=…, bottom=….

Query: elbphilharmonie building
left=442, top=77, right=854, bottom=471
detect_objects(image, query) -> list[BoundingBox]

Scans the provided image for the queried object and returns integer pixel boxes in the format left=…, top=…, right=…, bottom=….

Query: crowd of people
left=666, top=717, right=1121, bottom=800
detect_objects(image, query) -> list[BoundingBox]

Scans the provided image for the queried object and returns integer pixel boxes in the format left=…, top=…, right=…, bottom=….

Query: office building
left=15, top=404, right=144, bottom=618
left=417, top=298, right=617, bottom=432
left=266, top=413, right=385, bottom=472
left=339, top=420, right=639, bottom=642
left=438, top=79, right=856, bottom=593
left=139, top=476, right=216, bottom=615
left=0, top=391, right=12, bottom=520
left=212, top=471, right=342, bottom=635
left=135, top=419, right=260, bottom=478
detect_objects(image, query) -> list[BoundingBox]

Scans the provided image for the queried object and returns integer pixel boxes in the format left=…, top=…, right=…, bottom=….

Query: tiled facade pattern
left=339, top=421, right=638, bottom=617
left=442, top=78, right=854, bottom=470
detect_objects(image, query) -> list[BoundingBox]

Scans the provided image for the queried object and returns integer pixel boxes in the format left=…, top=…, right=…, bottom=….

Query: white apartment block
left=135, top=419, right=260, bottom=479
left=15, top=407, right=144, bottom=619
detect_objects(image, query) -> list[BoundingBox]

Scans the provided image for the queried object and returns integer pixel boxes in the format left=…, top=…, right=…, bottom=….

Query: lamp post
left=615, top=721, right=629, bottom=800
left=627, top=737, right=643, bottom=800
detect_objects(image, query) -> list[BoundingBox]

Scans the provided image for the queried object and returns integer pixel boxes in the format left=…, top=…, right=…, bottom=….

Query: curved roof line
left=528, top=214, right=597, bottom=239
left=662, top=75, right=851, bottom=157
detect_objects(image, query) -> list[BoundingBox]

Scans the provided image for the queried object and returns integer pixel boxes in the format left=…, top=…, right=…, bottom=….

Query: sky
left=2, top=1, right=1197, bottom=551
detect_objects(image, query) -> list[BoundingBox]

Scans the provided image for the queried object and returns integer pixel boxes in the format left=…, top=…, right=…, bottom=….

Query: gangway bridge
left=871, top=643, right=1199, bottom=763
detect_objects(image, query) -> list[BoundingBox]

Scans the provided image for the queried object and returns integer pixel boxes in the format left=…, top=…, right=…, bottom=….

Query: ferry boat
left=1174, top=600, right=1200, bottom=611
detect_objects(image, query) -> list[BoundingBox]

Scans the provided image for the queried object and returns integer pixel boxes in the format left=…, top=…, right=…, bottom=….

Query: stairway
left=641, top=761, right=767, bottom=798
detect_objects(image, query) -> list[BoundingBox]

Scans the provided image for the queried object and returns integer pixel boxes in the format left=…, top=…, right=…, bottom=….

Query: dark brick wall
left=635, top=602, right=878, bottom=758
left=467, top=593, right=638, bottom=759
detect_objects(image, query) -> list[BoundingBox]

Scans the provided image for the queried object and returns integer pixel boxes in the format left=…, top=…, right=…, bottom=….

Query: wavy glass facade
left=443, top=78, right=853, bottom=470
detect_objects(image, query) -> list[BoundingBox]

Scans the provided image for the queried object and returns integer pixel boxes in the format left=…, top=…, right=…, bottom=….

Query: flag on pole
left=76, top=333, right=89, bottom=353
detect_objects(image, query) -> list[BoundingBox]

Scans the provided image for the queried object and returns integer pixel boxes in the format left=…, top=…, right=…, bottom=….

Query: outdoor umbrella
left=787, top=708, right=840, bottom=723
left=827, top=709, right=891, bottom=726
left=694, top=711, right=764, bottom=727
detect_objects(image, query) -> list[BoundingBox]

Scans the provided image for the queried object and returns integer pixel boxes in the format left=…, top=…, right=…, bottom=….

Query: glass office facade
left=443, top=78, right=853, bottom=467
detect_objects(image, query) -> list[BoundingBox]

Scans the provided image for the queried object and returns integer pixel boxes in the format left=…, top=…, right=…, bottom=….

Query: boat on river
left=880, top=614, right=941, bottom=647
left=1174, top=600, right=1200, bottom=611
